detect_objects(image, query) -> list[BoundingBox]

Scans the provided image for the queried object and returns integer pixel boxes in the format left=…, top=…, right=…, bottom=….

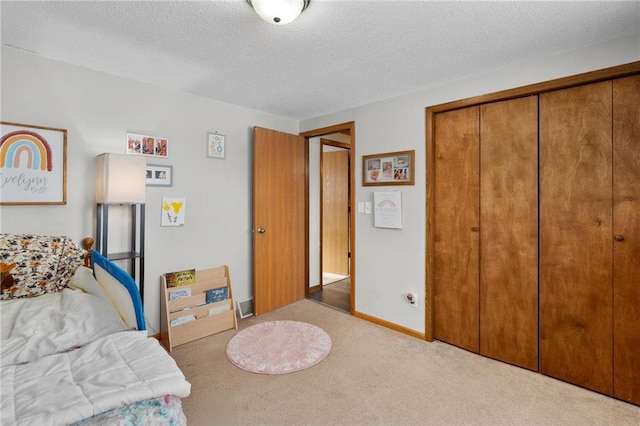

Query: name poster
left=374, top=191, right=402, bottom=229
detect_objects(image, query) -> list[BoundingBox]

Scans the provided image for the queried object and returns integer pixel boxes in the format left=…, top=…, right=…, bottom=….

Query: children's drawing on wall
left=161, top=197, right=185, bottom=227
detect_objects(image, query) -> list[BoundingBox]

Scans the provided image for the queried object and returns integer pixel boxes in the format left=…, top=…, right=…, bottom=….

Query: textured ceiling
left=1, top=1, right=639, bottom=120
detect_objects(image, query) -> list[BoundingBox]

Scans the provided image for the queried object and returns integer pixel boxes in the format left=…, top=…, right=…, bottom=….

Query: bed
left=0, top=234, right=191, bottom=425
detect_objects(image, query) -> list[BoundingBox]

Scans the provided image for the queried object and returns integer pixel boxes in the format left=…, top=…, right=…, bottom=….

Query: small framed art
left=363, top=149, right=414, bottom=186
left=207, top=132, right=225, bottom=159
left=127, top=133, right=168, bottom=158
left=146, top=164, right=173, bottom=187
left=236, top=297, right=254, bottom=319
left=374, top=191, right=403, bottom=229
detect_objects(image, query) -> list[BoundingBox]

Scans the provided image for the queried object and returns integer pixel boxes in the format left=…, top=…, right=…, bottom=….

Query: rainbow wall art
left=1, top=122, right=66, bottom=205
left=0, top=130, right=53, bottom=172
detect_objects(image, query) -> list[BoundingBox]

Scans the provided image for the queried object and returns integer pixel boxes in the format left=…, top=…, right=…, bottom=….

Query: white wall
left=1, top=46, right=297, bottom=334
left=300, top=35, right=640, bottom=334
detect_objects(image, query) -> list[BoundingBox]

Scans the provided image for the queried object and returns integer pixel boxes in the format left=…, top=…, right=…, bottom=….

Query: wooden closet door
left=433, top=106, right=480, bottom=353
left=612, top=74, right=640, bottom=404
left=539, top=81, right=613, bottom=395
left=479, top=96, right=539, bottom=371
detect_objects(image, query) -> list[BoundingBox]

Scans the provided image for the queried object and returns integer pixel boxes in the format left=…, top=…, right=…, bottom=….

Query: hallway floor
left=307, top=276, right=350, bottom=313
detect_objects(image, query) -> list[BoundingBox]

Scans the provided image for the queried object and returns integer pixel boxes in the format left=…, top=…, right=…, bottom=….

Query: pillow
left=67, top=265, right=111, bottom=301
left=92, top=251, right=145, bottom=331
left=0, top=234, right=86, bottom=300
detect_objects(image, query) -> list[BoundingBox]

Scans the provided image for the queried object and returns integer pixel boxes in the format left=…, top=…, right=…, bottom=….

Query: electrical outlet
left=406, top=292, right=418, bottom=307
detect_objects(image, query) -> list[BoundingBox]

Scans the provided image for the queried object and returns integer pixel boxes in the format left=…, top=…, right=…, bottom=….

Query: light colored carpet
left=225, top=320, right=332, bottom=374
left=171, top=299, right=640, bottom=426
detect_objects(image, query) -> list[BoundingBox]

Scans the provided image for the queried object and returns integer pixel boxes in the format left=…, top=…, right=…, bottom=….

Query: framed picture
left=207, top=132, right=225, bottom=159
left=0, top=121, right=67, bottom=205
left=146, top=164, right=173, bottom=187
left=362, top=149, right=414, bottom=186
left=374, top=191, right=403, bottom=229
left=126, top=132, right=168, bottom=158
left=236, top=297, right=254, bottom=319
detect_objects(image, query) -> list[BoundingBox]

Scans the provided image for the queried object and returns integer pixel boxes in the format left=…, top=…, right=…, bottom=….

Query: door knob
left=471, top=226, right=480, bottom=232
left=614, top=235, right=624, bottom=242
left=257, top=227, right=266, bottom=234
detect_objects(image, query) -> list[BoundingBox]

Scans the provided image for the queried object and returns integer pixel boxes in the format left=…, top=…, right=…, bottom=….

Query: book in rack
left=160, top=265, right=237, bottom=352
left=164, top=268, right=195, bottom=287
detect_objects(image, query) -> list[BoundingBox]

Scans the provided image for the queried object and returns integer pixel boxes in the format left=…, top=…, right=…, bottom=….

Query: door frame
left=301, top=122, right=356, bottom=314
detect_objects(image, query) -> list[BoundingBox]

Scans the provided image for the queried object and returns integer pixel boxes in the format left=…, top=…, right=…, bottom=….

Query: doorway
left=302, top=123, right=355, bottom=314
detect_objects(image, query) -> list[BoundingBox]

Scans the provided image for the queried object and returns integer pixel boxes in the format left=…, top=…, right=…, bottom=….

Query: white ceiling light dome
left=247, top=0, right=310, bottom=25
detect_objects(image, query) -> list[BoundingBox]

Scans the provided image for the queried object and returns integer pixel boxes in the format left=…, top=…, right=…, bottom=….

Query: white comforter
left=1, top=331, right=191, bottom=425
left=0, top=266, right=191, bottom=425
left=1, top=266, right=131, bottom=366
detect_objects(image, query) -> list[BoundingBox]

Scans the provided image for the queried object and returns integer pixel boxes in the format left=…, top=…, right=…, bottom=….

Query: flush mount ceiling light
left=247, top=0, right=310, bottom=25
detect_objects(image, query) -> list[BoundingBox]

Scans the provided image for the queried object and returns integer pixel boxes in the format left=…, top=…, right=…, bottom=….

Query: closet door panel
left=479, top=96, right=539, bottom=371
left=613, top=74, right=640, bottom=404
left=434, top=106, right=480, bottom=353
left=540, top=82, right=613, bottom=394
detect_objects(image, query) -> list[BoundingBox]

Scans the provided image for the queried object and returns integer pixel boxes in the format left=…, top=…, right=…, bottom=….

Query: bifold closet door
left=433, top=106, right=480, bottom=353
left=540, top=81, right=613, bottom=395
left=479, top=96, right=538, bottom=371
left=612, top=74, right=640, bottom=405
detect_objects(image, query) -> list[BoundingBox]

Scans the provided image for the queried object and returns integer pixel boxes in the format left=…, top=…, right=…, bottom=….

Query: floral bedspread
left=73, top=395, right=187, bottom=426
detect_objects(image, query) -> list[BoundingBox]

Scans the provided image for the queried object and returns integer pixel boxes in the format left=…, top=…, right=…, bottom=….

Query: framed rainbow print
left=0, top=122, right=67, bottom=205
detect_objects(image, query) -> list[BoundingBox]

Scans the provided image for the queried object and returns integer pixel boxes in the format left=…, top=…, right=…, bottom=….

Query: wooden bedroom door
left=539, top=81, right=614, bottom=395
left=322, top=147, right=350, bottom=277
left=433, top=105, right=480, bottom=353
left=479, top=96, right=538, bottom=371
left=252, top=127, right=307, bottom=315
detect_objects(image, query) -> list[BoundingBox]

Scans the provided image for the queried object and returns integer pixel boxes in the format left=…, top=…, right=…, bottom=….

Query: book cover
left=165, top=269, right=196, bottom=287
left=169, top=287, right=192, bottom=301
left=206, top=286, right=228, bottom=304
left=208, top=304, right=230, bottom=316
left=170, top=314, right=196, bottom=327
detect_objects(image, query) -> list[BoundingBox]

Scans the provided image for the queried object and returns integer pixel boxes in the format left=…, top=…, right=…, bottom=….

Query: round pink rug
left=226, top=320, right=332, bottom=374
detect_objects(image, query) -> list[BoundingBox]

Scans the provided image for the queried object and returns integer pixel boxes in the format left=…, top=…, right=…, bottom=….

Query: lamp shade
left=248, top=0, right=309, bottom=25
left=96, top=153, right=146, bottom=204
